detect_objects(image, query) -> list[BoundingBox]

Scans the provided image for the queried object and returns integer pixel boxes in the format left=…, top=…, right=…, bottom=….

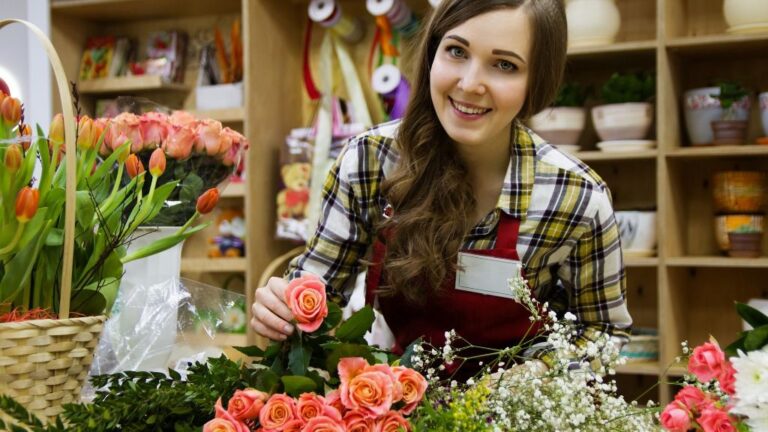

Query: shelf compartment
left=221, top=182, right=246, bottom=198
left=667, top=257, right=768, bottom=268
left=576, top=150, right=657, bottom=162
left=77, top=75, right=191, bottom=94
left=625, top=256, right=659, bottom=267
left=615, top=361, right=662, bottom=376
left=568, top=40, right=656, bottom=60
left=190, top=107, right=245, bottom=123
left=181, top=257, right=247, bottom=273
left=667, top=145, right=768, bottom=158
left=51, top=0, right=241, bottom=21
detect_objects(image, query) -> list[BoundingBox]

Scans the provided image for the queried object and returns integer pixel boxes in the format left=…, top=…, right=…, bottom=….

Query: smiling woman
left=252, top=0, right=631, bottom=379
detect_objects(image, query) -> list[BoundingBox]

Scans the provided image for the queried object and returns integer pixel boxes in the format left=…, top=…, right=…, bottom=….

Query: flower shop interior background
left=32, top=0, right=768, bottom=406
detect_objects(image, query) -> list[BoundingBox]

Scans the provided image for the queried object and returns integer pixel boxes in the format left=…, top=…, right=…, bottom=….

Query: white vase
left=110, top=226, right=186, bottom=372
left=566, top=0, right=621, bottom=48
left=724, top=0, right=768, bottom=34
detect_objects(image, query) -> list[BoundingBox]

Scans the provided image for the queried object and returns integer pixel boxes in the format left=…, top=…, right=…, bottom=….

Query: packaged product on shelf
left=78, top=35, right=115, bottom=80
left=208, top=208, right=246, bottom=258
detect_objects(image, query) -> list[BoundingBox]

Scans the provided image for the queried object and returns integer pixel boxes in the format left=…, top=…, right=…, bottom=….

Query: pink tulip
left=163, top=125, right=195, bottom=160
left=140, top=112, right=170, bottom=150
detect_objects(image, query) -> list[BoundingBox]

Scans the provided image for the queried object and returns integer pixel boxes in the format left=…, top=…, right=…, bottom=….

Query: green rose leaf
left=325, top=343, right=376, bottom=376
left=234, top=345, right=266, bottom=357
left=288, top=339, right=311, bottom=376
left=334, top=306, right=374, bottom=343
left=736, top=302, right=768, bottom=329
left=744, top=324, right=768, bottom=352
left=316, top=301, right=343, bottom=334
left=281, top=375, right=317, bottom=397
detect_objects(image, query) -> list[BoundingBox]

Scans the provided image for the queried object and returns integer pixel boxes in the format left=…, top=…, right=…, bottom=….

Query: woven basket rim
left=0, top=315, right=106, bottom=330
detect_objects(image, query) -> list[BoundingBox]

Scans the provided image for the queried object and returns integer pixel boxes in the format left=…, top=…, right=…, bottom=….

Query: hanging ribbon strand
left=372, top=64, right=410, bottom=120
left=429, top=0, right=442, bottom=7
left=366, top=0, right=420, bottom=37
left=308, top=0, right=365, bottom=44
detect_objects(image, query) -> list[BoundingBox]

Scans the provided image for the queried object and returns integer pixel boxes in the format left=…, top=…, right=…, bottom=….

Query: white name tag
left=455, top=252, right=522, bottom=300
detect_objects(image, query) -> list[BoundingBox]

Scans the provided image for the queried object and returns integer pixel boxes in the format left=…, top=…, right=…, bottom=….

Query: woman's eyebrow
left=445, top=34, right=469, bottom=46
left=492, top=49, right=526, bottom=64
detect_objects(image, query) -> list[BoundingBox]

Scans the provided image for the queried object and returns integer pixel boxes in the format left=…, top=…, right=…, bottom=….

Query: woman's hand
left=250, top=277, right=296, bottom=340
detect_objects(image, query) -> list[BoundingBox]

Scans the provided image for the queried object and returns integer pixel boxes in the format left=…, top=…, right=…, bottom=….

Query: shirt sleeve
left=285, top=137, right=377, bottom=301
left=529, top=184, right=632, bottom=368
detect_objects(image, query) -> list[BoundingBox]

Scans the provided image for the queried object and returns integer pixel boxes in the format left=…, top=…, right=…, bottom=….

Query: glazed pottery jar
left=566, top=0, right=621, bottom=47
left=712, top=171, right=766, bottom=214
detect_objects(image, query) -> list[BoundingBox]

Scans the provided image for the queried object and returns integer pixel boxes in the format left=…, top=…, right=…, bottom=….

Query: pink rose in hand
left=284, top=274, right=328, bottom=333
left=689, top=341, right=726, bottom=383
left=227, top=388, right=268, bottom=421
left=163, top=125, right=195, bottom=160
left=659, top=402, right=691, bottom=432
left=698, top=407, right=736, bottom=432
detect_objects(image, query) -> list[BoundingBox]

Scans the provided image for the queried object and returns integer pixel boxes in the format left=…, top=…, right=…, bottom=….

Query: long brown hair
left=375, top=0, right=567, bottom=304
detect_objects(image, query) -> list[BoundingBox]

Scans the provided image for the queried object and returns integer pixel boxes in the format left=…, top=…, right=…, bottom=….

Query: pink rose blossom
left=689, top=341, right=726, bottom=383
left=283, top=419, right=306, bottom=432
left=718, top=361, right=736, bottom=396
left=227, top=388, right=268, bottom=421
left=698, top=407, right=736, bottom=432
left=284, top=274, right=328, bottom=333
left=296, top=392, right=327, bottom=422
left=259, top=393, right=297, bottom=430
left=300, top=415, right=345, bottom=432
left=111, top=112, right=143, bottom=153
left=659, top=402, right=691, bottom=432
left=344, top=410, right=376, bottom=432
left=338, top=358, right=396, bottom=418
left=169, top=110, right=197, bottom=128
left=139, top=112, right=170, bottom=150
left=195, top=119, right=225, bottom=156
left=325, top=389, right=346, bottom=415
left=375, top=410, right=411, bottom=432
left=202, top=418, right=240, bottom=432
left=211, top=398, right=249, bottom=432
left=674, top=386, right=713, bottom=413
left=163, top=125, right=195, bottom=160
left=392, top=366, right=428, bottom=414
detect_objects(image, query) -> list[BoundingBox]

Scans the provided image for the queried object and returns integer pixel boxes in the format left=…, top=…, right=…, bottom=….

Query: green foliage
left=710, top=80, right=750, bottom=120
left=553, top=82, right=589, bottom=107
left=599, top=72, right=655, bottom=104
left=725, top=302, right=768, bottom=357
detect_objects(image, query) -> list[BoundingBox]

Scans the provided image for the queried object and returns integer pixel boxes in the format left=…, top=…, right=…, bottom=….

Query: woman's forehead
left=440, top=9, right=532, bottom=59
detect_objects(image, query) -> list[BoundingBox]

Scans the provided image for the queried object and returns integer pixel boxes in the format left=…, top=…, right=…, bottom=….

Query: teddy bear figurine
left=208, top=209, right=246, bottom=258
left=276, top=162, right=311, bottom=219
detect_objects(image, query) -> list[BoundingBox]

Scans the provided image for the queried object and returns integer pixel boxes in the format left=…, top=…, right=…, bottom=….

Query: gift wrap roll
left=373, top=64, right=410, bottom=120
left=309, top=0, right=365, bottom=44
left=366, top=0, right=420, bottom=36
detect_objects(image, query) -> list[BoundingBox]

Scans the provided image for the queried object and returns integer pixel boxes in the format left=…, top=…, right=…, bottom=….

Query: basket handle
left=0, top=19, right=77, bottom=319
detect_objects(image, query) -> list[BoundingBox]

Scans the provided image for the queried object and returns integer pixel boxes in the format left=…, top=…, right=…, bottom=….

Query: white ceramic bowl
left=591, top=102, right=653, bottom=141
left=528, top=107, right=586, bottom=146
left=614, top=210, right=657, bottom=255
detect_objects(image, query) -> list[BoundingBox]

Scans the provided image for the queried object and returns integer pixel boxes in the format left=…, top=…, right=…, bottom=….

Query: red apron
left=365, top=212, right=541, bottom=360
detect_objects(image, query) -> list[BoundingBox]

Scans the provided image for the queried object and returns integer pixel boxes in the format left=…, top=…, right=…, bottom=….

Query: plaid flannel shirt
left=287, top=119, right=632, bottom=366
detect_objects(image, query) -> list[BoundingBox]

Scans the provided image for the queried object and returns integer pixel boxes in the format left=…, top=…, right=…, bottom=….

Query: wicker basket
left=0, top=19, right=107, bottom=422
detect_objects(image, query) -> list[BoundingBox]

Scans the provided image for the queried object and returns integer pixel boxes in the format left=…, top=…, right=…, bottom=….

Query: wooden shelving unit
left=49, top=0, right=768, bottom=406
left=221, top=182, right=246, bottom=198
left=77, top=75, right=190, bottom=94
left=180, top=257, right=247, bottom=273
left=190, top=107, right=245, bottom=123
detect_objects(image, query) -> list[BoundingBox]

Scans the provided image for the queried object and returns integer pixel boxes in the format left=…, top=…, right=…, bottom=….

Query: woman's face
left=430, top=8, right=532, bottom=150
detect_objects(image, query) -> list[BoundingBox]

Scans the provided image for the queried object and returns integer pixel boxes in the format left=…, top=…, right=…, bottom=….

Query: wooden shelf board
left=51, top=0, right=241, bottom=21
left=222, top=182, right=246, bottom=198
left=181, top=257, right=247, bottom=273
left=78, top=75, right=190, bottom=94
left=575, top=150, right=658, bottom=162
left=625, top=257, right=659, bottom=267
left=615, top=361, right=661, bottom=376
left=667, top=145, right=768, bottom=158
left=567, top=40, right=657, bottom=58
left=190, top=107, right=245, bottom=123
left=666, top=257, right=768, bottom=268
left=666, top=33, right=768, bottom=56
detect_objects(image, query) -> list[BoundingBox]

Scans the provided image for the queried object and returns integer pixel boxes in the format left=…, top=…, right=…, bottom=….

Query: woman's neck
left=453, top=128, right=512, bottom=191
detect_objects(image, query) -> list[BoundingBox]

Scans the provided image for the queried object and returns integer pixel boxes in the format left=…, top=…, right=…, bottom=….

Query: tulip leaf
left=71, top=288, right=107, bottom=316
left=736, top=302, right=768, bottom=329
left=281, top=375, right=317, bottom=397
left=744, top=324, right=768, bottom=352
left=18, top=207, right=48, bottom=248
left=120, top=222, right=209, bottom=264
left=334, top=306, right=375, bottom=343
left=141, top=181, right=179, bottom=223
left=45, top=227, right=64, bottom=246
left=0, top=221, right=51, bottom=304
left=75, top=191, right=96, bottom=231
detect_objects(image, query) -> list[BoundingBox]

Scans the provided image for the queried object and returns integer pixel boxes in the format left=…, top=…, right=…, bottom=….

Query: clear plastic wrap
left=82, top=278, right=246, bottom=400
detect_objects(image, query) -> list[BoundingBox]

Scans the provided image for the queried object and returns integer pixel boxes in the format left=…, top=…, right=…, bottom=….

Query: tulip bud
left=4, top=143, right=22, bottom=172
left=91, top=118, right=106, bottom=150
left=149, top=148, right=166, bottom=177
left=196, top=188, right=220, bottom=214
left=16, top=123, right=32, bottom=150
left=125, top=154, right=145, bottom=179
left=15, top=187, right=39, bottom=223
left=1, top=96, right=22, bottom=127
left=49, top=113, right=65, bottom=150
left=76, top=115, right=94, bottom=150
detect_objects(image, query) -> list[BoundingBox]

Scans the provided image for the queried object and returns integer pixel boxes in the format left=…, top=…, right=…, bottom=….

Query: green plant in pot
left=727, top=223, right=763, bottom=258
left=710, top=80, right=751, bottom=145
left=527, top=82, right=590, bottom=150
left=592, top=72, right=656, bottom=144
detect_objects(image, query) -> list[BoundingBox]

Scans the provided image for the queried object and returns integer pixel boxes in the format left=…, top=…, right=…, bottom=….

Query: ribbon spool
left=372, top=64, right=410, bottom=120
left=309, top=0, right=365, bottom=44
left=366, top=0, right=419, bottom=36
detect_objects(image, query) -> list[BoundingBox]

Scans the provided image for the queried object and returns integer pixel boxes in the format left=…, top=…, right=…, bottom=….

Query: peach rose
left=140, top=112, right=170, bottom=150
left=212, top=398, right=249, bottom=432
left=111, top=112, right=143, bottom=153
left=343, top=410, right=375, bottom=432
left=169, top=110, right=197, bottom=128
left=300, top=415, right=345, bottom=432
left=202, top=418, right=240, bottom=432
left=659, top=403, right=691, bottom=432
left=375, top=410, right=411, bottom=432
left=284, top=274, right=328, bottom=333
left=227, top=388, right=269, bottom=421
left=283, top=419, right=306, bottom=432
left=195, top=118, right=225, bottom=155
left=259, top=393, right=297, bottom=430
left=163, top=125, right=195, bottom=160
left=698, top=407, right=736, bottom=432
left=296, top=392, right=326, bottom=422
left=689, top=341, right=726, bottom=383
left=391, top=366, right=427, bottom=415
left=346, top=371, right=395, bottom=417
left=325, top=389, right=346, bottom=415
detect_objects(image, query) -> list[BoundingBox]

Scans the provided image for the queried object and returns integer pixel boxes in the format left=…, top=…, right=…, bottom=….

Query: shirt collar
left=497, top=120, right=537, bottom=220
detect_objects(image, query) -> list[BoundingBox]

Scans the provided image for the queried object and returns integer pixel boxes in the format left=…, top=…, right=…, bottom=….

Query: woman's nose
left=457, top=63, right=486, bottom=95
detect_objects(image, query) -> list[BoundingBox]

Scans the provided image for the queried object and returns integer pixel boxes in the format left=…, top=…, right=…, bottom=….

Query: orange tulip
left=16, top=123, right=32, bottom=150
left=15, top=187, right=39, bottom=223
left=196, top=188, right=220, bottom=214
left=1, top=96, right=21, bottom=127
left=125, top=154, right=145, bottom=179
left=49, top=113, right=65, bottom=150
left=4, top=143, right=22, bottom=172
left=76, top=115, right=94, bottom=150
left=149, top=147, right=166, bottom=177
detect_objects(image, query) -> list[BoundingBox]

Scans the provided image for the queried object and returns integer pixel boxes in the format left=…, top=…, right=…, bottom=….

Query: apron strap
left=495, top=211, right=521, bottom=251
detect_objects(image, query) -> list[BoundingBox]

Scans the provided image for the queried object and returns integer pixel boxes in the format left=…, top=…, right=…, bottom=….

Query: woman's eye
left=447, top=46, right=466, bottom=58
left=497, top=60, right=518, bottom=72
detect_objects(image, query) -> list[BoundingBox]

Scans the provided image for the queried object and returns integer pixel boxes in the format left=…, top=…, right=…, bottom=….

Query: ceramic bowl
left=591, top=102, right=653, bottom=141
left=614, top=210, right=657, bottom=256
left=528, top=107, right=586, bottom=146
left=712, top=171, right=766, bottom=214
